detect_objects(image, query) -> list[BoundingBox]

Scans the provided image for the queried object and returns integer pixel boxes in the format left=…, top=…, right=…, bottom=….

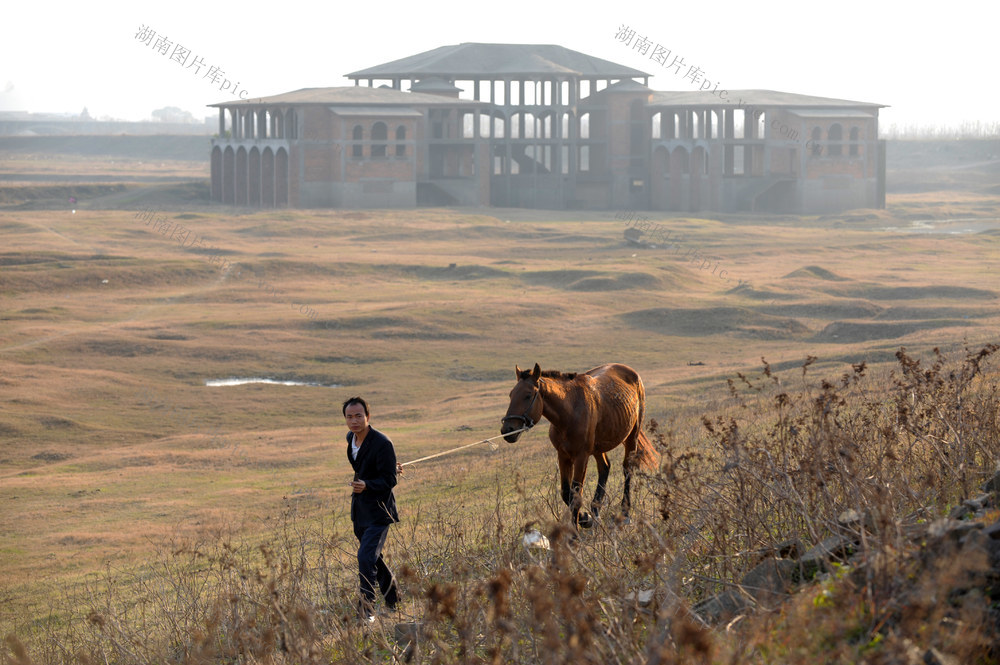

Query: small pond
left=205, top=378, right=339, bottom=387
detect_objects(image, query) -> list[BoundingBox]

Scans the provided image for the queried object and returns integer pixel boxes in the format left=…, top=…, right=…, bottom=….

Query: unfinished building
left=209, top=43, right=885, bottom=214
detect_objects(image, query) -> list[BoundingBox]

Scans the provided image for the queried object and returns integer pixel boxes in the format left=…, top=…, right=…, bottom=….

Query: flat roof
left=209, top=86, right=486, bottom=108
left=648, top=89, right=885, bottom=109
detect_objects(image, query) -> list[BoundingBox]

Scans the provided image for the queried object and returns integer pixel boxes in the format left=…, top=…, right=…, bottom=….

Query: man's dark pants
left=354, top=521, right=399, bottom=609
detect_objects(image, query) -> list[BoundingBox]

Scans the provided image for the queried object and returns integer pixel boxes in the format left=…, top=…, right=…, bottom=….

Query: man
left=343, top=396, right=400, bottom=621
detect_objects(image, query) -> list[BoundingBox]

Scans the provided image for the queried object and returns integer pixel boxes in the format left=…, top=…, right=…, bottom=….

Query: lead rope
left=399, top=426, right=530, bottom=468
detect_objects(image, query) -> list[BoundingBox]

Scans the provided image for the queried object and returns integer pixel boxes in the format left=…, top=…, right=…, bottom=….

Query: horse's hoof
left=577, top=512, right=595, bottom=529
left=615, top=514, right=631, bottom=527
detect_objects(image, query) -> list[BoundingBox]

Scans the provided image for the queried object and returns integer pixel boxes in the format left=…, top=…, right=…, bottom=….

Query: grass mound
left=760, top=301, right=883, bottom=319
left=521, top=269, right=602, bottom=288
left=813, top=319, right=976, bottom=343
left=829, top=284, right=996, bottom=300
left=622, top=306, right=810, bottom=338
left=567, top=271, right=662, bottom=291
left=782, top=265, right=851, bottom=281
left=875, top=305, right=994, bottom=320
left=397, top=263, right=511, bottom=281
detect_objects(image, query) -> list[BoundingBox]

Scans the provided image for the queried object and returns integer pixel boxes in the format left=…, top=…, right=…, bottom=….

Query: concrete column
left=218, top=108, right=225, bottom=136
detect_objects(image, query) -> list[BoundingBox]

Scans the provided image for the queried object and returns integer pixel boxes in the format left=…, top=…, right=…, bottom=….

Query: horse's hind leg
left=590, top=452, right=611, bottom=520
left=621, top=429, right=639, bottom=522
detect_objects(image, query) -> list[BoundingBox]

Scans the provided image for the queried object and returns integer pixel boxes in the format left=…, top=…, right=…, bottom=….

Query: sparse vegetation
left=2, top=140, right=999, bottom=663
left=4, top=347, right=999, bottom=664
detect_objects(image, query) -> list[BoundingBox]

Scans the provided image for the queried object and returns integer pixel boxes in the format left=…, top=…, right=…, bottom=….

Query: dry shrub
left=5, top=346, right=999, bottom=664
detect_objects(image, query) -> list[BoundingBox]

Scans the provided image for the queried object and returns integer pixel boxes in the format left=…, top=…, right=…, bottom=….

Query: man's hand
left=350, top=479, right=366, bottom=493
left=396, top=462, right=404, bottom=477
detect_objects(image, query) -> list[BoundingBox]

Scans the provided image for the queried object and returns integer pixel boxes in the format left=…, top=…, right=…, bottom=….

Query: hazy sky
left=2, top=0, right=996, bottom=131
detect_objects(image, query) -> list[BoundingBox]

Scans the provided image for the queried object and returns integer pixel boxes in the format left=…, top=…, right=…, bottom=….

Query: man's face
left=344, top=403, right=369, bottom=435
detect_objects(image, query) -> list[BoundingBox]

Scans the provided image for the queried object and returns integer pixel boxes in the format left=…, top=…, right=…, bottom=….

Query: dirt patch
left=622, top=307, right=810, bottom=338
left=79, top=340, right=164, bottom=357
left=0, top=423, right=22, bottom=437
left=315, top=315, right=473, bottom=341
left=37, top=416, right=83, bottom=429
left=398, top=264, right=510, bottom=281
left=448, top=368, right=512, bottom=382
left=31, top=451, right=72, bottom=462
left=321, top=316, right=412, bottom=331
left=0, top=184, right=129, bottom=208
left=149, top=331, right=189, bottom=341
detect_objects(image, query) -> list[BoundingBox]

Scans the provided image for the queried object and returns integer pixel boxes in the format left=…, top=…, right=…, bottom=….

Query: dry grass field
left=1, top=138, right=999, bottom=663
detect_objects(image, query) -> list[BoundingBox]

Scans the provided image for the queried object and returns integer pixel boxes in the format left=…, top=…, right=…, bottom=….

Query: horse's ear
left=531, top=363, right=541, bottom=381
left=515, top=365, right=522, bottom=379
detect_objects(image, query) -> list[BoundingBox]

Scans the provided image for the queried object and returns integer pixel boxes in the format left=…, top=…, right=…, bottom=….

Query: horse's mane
left=520, top=368, right=577, bottom=380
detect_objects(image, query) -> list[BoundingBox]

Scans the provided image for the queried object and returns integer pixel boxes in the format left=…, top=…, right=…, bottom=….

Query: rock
left=928, top=518, right=983, bottom=541
left=958, top=527, right=989, bottom=554
left=837, top=509, right=864, bottom=527
left=623, top=588, right=655, bottom=607
left=983, top=520, right=1000, bottom=541
left=692, top=589, right=748, bottom=624
left=393, top=622, right=421, bottom=662
left=963, top=497, right=985, bottom=512
left=740, top=558, right=796, bottom=604
left=971, top=493, right=993, bottom=509
left=799, top=535, right=855, bottom=579
left=901, top=521, right=929, bottom=542
left=948, top=503, right=973, bottom=520
left=774, top=538, right=803, bottom=559
left=982, top=470, right=1000, bottom=493
left=522, top=529, right=550, bottom=550
left=923, top=647, right=960, bottom=665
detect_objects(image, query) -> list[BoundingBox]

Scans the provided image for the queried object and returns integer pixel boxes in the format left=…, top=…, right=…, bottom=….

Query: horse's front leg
left=571, top=455, right=594, bottom=529
left=558, top=454, right=573, bottom=508
left=590, top=452, right=611, bottom=521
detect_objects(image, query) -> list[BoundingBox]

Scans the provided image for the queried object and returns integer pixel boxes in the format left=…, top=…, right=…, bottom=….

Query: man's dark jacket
left=346, top=427, right=400, bottom=526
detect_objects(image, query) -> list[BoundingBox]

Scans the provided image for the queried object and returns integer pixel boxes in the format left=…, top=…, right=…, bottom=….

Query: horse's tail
left=628, top=428, right=659, bottom=471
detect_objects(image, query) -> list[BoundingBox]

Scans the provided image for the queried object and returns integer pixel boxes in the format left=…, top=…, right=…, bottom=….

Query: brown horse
left=501, top=363, right=658, bottom=528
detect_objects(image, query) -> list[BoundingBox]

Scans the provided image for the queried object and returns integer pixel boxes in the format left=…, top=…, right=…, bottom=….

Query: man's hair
left=342, top=396, right=370, bottom=417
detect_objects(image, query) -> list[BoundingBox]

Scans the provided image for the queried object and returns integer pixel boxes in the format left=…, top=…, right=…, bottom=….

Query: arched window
left=672, top=147, right=690, bottom=174
left=828, top=123, right=843, bottom=157
left=849, top=127, right=860, bottom=156
left=395, top=125, right=406, bottom=157
left=352, top=125, right=364, bottom=158
left=371, top=122, right=387, bottom=158
left=811, top=127, right=823, bottom=156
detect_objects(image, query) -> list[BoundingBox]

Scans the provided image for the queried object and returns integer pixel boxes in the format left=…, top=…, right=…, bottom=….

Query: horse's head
left=501, top=363, right=543, bottom=443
